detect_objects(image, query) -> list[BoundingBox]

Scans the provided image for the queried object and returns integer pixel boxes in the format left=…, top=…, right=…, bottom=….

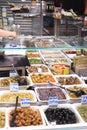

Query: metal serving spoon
left=10, top=96, right=19, bottom=127
left=48, top=81, right=86, bottom=97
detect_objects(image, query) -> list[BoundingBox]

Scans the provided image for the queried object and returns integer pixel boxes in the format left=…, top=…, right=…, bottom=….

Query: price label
left=10, top=83, right=19, bottom=91
left=9, top=71, right=18, bottom=77
left=49, top=97, right=58, bottom=106
left=37, top=68, right=42, bottom=73
left=81, top=95, right=87, bottom=104
left=21, top=98, right=30, bottom=107
left=50, top=121, right=56, bottom=125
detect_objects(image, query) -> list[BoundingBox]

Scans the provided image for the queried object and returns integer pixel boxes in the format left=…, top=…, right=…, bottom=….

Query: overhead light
left=21, top=0, right=25, bottom=1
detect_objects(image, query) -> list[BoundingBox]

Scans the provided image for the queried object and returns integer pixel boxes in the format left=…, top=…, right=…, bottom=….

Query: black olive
left=45, top=108, right=77, bottom=125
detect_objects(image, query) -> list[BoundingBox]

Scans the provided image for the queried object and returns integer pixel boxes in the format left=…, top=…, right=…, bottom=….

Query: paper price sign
left=49, top=97, right=58, bottom=106
left=21, top=98, right=30, bottom=107
left=10, top=83, right=19, bottom=91
left=81, top=95, right=87, bottom=104
left=9, top=71, right=18, bottom=77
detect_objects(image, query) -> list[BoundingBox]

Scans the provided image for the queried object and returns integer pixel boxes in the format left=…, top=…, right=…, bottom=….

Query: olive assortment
left=0, top=76, right=30, bottom=88
left=56, top=76, right=82, bottom=85
left=45, top=107, right=77, bottom=125
left=67, top=86, right=87, bottom=98
left=9, top=107, right=43, bottom=127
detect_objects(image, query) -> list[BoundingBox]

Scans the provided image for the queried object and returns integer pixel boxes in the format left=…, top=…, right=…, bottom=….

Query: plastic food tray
left=39, top=50, right=65, bottom=58
left=62, top=49, right=76, bottom=60
left=40, top=50, right=62, bottom=55
left=26, top=64, right=51, bottom=74
left=49, top=64, right=71, bottom=75
left=55, top=74, right=85, bottom=86
left=26, top=52, right=41, bottom=58
left=41, top=54, right=65, bottom=59
left=54, top=39, right=71, bottom=48
left=0, top=76, right=31, bottom=90
left=43, top=57, right=71, bottom=66
left=29, top=72, right=57, bottom=85
left=63, top=84, right=87, bottom=100
left=40, top=104, right=83, bottom=126
left=73, top=103, right=87, bottom=123
left=0, top=90, right=37, bottom=103
left=6, top=106, right=46, bottom=128
left=35, top=86, right=69, bottom=102
left=34, top=38, right=56, bottom=48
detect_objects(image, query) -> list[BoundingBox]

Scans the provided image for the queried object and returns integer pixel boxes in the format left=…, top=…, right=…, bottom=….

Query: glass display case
left=0, top=1, right=87, bottom=130
left=0, top=35, right=87, bottom=130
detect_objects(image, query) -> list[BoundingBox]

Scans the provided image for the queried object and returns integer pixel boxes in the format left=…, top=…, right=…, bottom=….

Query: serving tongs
left=48, top=81, right=86, bottom=97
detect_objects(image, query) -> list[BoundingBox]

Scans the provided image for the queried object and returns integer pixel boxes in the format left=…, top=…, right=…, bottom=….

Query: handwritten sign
left=10, top=83, right=19, bottom=91
left=81, top=95, right=87, bottom=104
left=21, top=98, right=30, bottom=107
left=49, top=97, right=58, bottom=106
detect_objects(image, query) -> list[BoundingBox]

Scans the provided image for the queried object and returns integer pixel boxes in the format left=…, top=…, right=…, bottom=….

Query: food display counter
left=0, top=35, right=87, bottom=130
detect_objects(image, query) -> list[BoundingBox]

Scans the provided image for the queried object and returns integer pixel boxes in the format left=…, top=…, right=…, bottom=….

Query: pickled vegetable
left=56, top=76, right=82, bottom=85
left=50, top=64, right=70, bottom=75
left=29, top=58, right=43, bottom=64
left=30, top=73, right=56, bottom=83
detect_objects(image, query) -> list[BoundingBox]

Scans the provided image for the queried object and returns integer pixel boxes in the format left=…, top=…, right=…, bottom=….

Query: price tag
left=81, top=95, right=87, bottom=104
left=37, top=68, right=42, bottom=73
left=48, top=97, right=58, bottom=106
left=50, top=121, right=56, bottom=125
left=10, top=83, right=19, bottom=91
left=9, top=71, right=18, bottom=77
left=21, top=98, right=30, bottom=107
